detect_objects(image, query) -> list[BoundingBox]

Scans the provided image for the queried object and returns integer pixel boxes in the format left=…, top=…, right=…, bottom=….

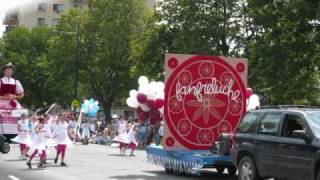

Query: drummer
left=0, top=62, right=24, bottom=109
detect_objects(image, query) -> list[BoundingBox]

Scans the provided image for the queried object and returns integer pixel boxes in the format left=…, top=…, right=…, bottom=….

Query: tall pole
left=74, top=19, right=80, bottom=104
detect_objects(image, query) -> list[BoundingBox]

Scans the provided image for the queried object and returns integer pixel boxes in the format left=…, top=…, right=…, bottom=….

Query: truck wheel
left=165, top=167, right=173, bottom=174
left=216, top=166, right=225, bottom=175
left=0, top=142, right=10, bottom=154
left=228, top=166, right=237, bottom=176
left=238, top=156, right=260, bottom=180
left=317, top=170, right=320, bottom=180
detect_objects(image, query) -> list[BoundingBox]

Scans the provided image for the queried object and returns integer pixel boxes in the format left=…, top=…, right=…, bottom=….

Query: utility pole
left=74, top=19, right=80, bottom=105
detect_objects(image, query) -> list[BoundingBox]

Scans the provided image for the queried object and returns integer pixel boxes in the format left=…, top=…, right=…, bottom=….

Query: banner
left=164, top=54, right=247, bottom=150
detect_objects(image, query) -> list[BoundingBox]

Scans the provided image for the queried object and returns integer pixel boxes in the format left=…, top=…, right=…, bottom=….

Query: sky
left=0, top=0, right=33, bottom=37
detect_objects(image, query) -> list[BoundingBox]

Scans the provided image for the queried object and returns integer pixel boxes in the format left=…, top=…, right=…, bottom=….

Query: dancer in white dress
left=112, top=116, right=130, bottom=155
left=53, top=114, right=72, bottom=166
left=127, top=123, right=138, bottom=156
left=26, top=117, right=46, bottom=169
left=11, top=114, right=31, bottom=159
left=44, top=114, right=56, bottom=147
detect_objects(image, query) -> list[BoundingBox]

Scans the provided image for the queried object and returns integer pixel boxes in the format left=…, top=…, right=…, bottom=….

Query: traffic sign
left=72, top=99, right=80, bottom=107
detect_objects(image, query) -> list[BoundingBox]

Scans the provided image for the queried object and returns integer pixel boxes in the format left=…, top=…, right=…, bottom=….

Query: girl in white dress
left=53, top=114, right=72, bottom=166
left=112, top=116, right=130, bottom=155
left=127, top=123, right=138, bottom=156
left=11, top=114, right=30, bottom=159
left=26, top=117, right=46, bottom=169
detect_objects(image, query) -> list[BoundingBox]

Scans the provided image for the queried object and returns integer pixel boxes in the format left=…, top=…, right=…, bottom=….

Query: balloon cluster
left=81, top=98, right=100, bottom=117
left=126, top=76, right=164, bottom=125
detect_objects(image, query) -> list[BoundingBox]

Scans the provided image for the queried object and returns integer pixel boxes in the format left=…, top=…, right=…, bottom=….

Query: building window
left=53, top=4, right=64, bottom=13
left=38, top=3, right=46, bottom=11
left=52, top=18, right=60, bottom=26
left=37, top=18, right=46, bottom=26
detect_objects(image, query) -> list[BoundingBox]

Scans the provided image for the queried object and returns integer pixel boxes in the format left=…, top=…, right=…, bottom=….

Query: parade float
left=129, top=54, right=248, bottom=176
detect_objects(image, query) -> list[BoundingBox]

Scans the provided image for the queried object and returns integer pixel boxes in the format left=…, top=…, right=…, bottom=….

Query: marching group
left=12, top=112, right=73, bottom=169
left=111, top=115, right=164, bottom=156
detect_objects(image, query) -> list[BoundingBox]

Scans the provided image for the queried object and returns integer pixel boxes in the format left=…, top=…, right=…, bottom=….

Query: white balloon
left=157, top=82, right=164, bottom=90
left=141, top=104, right=150, bottom=112
left=147, top=94, right=156, bottom=100
left=84, top=99, right=89, bottom=105
left=247, top=94, right=260, bottom=111
left=138, top=84, right=149, bottom=94
left=129, top=90, right=138, bottom=98
left=94, top=101, right=99, bottom=105
left=138, top=76, right=149, bottom=86
left=159, top=107, right=164, bottom=114
left=126, top=97, right=139, bottom=108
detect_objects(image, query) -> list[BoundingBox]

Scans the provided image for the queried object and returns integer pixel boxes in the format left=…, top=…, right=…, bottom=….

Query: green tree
left=49, top=8, right=90, bottom=108
left=132, top=0, right=245, bottom=81
left=82, top=0, right=151, bottom=122
left=247, top=0, right=320, bottom=105
left=1, top=27, right=58, bottom=108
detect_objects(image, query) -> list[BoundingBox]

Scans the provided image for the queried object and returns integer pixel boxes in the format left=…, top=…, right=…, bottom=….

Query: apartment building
left=3, top=0, right=90, bottom=32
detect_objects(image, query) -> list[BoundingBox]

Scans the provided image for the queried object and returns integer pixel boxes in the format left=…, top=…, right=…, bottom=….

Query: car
left=231, top=105, right=320, bottom=180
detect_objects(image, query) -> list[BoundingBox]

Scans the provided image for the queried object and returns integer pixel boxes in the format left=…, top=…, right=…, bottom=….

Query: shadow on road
left=5, top=159, right=26, bottom=162
left=109, top=170, right=237, bottom=180
left=108, top=154, right=127, bottom=157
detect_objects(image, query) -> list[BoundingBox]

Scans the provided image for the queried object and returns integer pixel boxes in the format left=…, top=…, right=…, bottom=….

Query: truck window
left=258, top=113, right=282, bottom=136
left=281, top=114, right=305, bottom=138
left=238, top=112, right=259, bottom=133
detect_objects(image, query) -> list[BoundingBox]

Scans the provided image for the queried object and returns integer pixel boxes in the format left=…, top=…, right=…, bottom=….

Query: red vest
left=0, top=79, right=16, bottom=96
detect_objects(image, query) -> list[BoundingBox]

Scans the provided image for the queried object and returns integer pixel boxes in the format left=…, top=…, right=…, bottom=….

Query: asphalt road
left=0, top=143, right=238, bottom=180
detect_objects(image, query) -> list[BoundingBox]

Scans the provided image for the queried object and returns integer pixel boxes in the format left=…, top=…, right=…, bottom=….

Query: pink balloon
left=137, top=93, right=147, bottom=103
left=146, top=100, right=156, bottom=109
left=155, top=99, right=164, bottom=109
left=136, top=106, right=142, bottom=114
left=138, top=111, right=149, bottom=121
left=149, top=109, right=161, bottom=125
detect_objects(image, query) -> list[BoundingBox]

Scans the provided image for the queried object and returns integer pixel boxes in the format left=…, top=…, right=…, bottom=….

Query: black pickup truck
left=231, top=106, right=320, bottom=180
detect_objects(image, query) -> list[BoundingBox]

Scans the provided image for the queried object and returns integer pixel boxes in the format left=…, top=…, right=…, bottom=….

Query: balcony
left=3, top=12, right=18, bottom=26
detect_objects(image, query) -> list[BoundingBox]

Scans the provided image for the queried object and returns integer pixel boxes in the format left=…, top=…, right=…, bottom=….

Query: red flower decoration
left=168, top=58, right=178, bottom=69
left=186, top=94, right=226, bottom=125
left=165, top=137, right=175, bottom=147
left=169, top=97, right=183, bottom=113
left=236, top=63, right=245, bottom=73
left=197, top=129, right=213, bottom=144
left=199, top=62, right=214, bottom=77
left=178, top=71, right=192, bottom=85
left=177, top=119, right=192, bottom=135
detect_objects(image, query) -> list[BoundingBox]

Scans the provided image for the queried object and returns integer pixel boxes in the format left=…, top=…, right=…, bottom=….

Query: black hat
left=3, top=62, right=15, bottom=71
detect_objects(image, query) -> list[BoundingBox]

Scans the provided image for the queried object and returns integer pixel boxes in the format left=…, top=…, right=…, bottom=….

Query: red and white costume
left=0, top=76, right=24, bottom=134
left=11, top=118, right=31, bottom=158
left=113, top=120, right=130, bottom=144
left=53, top=120, right=73, bottom=165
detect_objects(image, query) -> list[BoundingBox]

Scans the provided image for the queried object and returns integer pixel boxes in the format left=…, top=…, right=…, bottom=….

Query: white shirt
left=0, top=77, right=24, bottom=94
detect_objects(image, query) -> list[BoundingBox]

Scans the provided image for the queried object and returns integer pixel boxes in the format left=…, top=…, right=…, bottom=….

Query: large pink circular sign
left=164, top=56, right=246, bottom=150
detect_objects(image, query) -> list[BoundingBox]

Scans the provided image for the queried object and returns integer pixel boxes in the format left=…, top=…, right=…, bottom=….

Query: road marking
left=8, top=175, right=21, bottom=180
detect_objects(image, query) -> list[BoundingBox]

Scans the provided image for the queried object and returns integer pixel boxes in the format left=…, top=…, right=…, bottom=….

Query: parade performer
left=11, top=114, right=30, bottom=159
left=0, top=62, right=24, bottom=108
left=53, top=114, right=73, bottom=166
left=26, top=117, right=46, bottom=169
left=81, top=120, right=90, bottom=140
left=0, top=63, right=24, bottom=135
left=112, top=116, right=130, bottom=155
left=44, top=114, right=56, bottom=147
left=68, top=118, right=77, bottom=143
left=127, top=123, right=138, bottom=156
